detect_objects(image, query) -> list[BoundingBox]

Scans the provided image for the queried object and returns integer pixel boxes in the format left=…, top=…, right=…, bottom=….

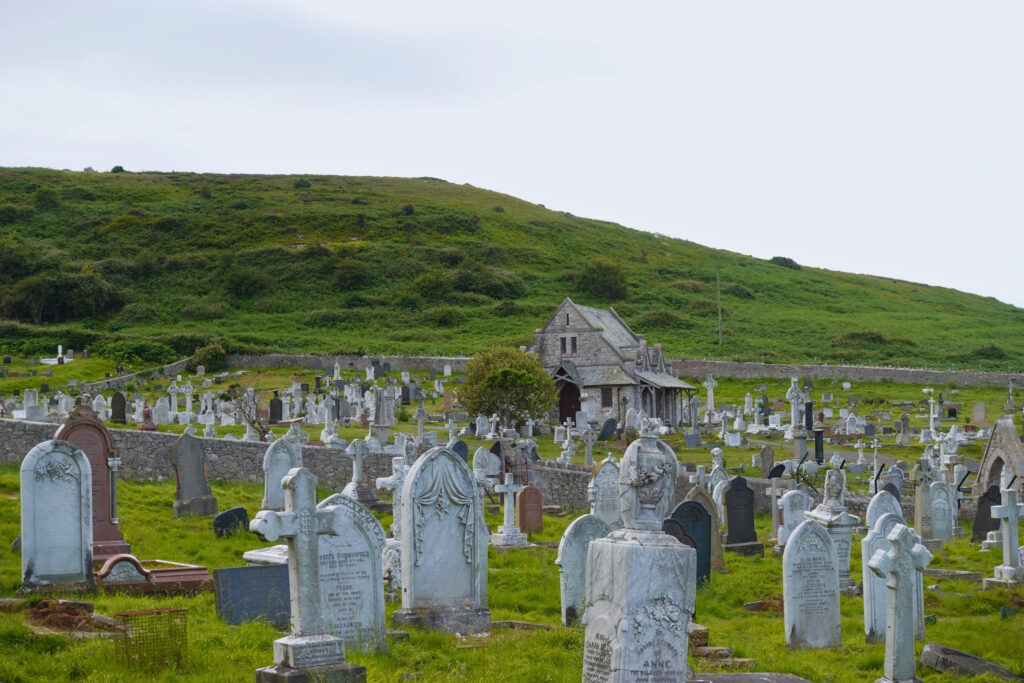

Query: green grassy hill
left=1, top=167, right=1022, bottom=370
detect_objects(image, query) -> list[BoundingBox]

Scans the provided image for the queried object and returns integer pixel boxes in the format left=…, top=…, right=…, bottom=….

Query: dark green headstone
left=669, top=500, right=711, bottom=585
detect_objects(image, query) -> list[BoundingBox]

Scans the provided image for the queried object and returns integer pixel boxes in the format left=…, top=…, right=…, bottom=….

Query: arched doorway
left=559, top=383, right=581, bottom=424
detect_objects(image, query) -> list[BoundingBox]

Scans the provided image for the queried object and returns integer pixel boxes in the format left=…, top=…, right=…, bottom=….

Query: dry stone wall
left=225, top=354, right=469, bottom=374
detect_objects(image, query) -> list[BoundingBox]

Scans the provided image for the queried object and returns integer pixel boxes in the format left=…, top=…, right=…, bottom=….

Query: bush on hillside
left=3, top=271, right=121, bottom=324
left=96, top=338, right=178, bottom=365
left=303, top=309, right=347, bottom=327
left=0, top=232, right=34, bottom=279
left=670, top=279, right=706, bottom=293
left=32, top=187, right=60, bottom=211
left=110, top=165, right=125, bottom=173
left=226, top=267, right=270, bottom=298
left=722, top=283, right=755, bottom=299
left=492, top=300, right=523, bottom=317
left=293, top=179, right=311, bottom=188
left=685, top=299, right=723, bottom=317
left=770, top=256, right=801, bottom=270
left=582, top=259, right=628, bottom=300
left=431, top=305, right=463, bottom=327
left=636, top=309, right=689, bottom=330
left=334, top=258, right=371, bottom=289
left=189, top=343, right=226, bottom=373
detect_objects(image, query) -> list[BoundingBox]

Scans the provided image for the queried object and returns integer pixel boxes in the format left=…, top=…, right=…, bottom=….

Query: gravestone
left=760, top=445, right=775, bottom=480
left=53, top=405, right=131, bottom=560
left=471, top=447, right=501, bottom=491
left=685, top=485, right=725, bottom=571
left=723, top=477, right=760, bottom=555
left=910, top=457, right=941, bottom=551
left=516, top=485, right=543, bottom=534
left=316, top=494, right=388, bottom=653
left=668, top=500, right=711, bottom=584
left=972, top=402, right=987, bottom=425
left=596, top=417, right=616, bottom=441
left=214, top=507, right=250, bottom=538
left=805, top=469, right=860, bottom=589
left=882, top=482, right=901, bottom=503
left=214, top=564, right=290, bottom=628
left=269, top=398, right=282, bottom=425
left=262, top=426, right=306, bottom=511
left=868, top=523, right=933, bottom=683
left=448, top=439, right=469, bottom=462
left=972, top=485, right=1002, bottom=542
left=588, top=458, right=622, bottom=529
left=250, top=468, right=365, bottom=681
left=491, top=474, right=528, bottom=548
left=342, top=439, right=378, bottom=506
left=110, top=391, right=127, bottom=424
left=862, top=512, right=924, bottom=645
left=392, top=446, right=490, bottom=634
left=581, top=424, right=694, bottom=682
left=170, top=432, right=218, bottom=517
left=865, top=489, right=903, bottom=531
left=20, top=440, right=94, bottom=589
left=777, top=489, right=813, bottom=552
left=783, top=520, right=841, bottom=649
left=931, top=481, right=955, bottom=543
left=555, top=514, right=611, bottom=626
left=982, top=471, right=1024, bottom=589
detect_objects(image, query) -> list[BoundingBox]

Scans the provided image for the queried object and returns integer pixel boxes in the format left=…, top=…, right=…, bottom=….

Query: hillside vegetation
left=1, top=167, right=1022, bottom=370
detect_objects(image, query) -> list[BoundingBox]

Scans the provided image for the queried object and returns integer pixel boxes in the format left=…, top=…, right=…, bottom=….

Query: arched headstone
left=783, top=520, right=840, bottom=649
left=555, top=514, right=611, bottom=626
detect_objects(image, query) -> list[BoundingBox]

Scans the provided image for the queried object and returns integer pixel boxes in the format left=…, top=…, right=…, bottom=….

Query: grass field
left=1, top=461, right=1022, bottom=682
left=2, top=168, right=1024, bottom=370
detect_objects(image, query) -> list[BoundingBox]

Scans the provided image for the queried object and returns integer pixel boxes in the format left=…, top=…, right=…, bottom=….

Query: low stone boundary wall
left=81, top=357, right=194, bottom=393
left=674, top=359, right=1024, bottom=389
left=225, top=354, right=470, bottom=374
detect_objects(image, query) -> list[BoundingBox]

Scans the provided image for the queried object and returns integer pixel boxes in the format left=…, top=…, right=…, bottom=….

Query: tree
left=459, top=346, right=556, bottom=429
left=582, top=259, right=628, bottom=300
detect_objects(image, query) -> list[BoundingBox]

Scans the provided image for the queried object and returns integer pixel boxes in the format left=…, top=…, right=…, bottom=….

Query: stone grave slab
left=516, top=485, right=543, bottom=534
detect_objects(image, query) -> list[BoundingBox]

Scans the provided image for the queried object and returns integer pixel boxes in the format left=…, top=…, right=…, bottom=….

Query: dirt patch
left=25, top=600, right=123, bottom=635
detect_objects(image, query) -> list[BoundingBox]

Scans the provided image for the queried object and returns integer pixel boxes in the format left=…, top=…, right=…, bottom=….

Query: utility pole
left=716, top=265, right=723, bottom=345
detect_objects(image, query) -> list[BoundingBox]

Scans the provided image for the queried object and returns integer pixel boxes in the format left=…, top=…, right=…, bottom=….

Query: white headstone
left=777, top=489, right=813, bottom=549
left=783, top=520, right=841, bottom=649
left=588, top=458, right=621, bottom=529
left=555, top=514, right=611, bottom=627
left=862, top=512, right=924, bottom=645
left=262, top=427, right=306, bottom=510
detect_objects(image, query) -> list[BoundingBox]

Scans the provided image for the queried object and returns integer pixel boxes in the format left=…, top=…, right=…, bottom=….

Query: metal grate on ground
left=113, top=608, right=187, bottom=671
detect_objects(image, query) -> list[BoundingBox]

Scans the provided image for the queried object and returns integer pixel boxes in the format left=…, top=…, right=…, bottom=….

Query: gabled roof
left=572, top=300, right=638, bottom=354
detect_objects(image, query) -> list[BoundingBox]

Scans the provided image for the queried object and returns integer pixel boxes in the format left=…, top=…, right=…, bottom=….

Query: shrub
left=31, top=187, right=60, bottom=211
left=437, top=248, right=465, bottom=266
left=478, top=243, right=504, bottom=265
left=334, top=258, right=371, bottom=289
left=636, top=309, right=688, bottom=329
left=189, top=343, right=226, bottom=372
left=770, top=256, right=801, bottom=270
left=685, top=299, right=722, bottom=317
left=963, top=345, right=1008, bottom=361
left=431, top=305, right=463, bottom=327
left=581, top=259, right=628, bottom=300
left=671, top=280, right=706, bottom=293
left=132, top=248, right=164, bottom=277
left=225, top=267, right=270, bottom=298
left=0, top=232, right=34, bottom=279
left=303, top=309, right=347, bottom=327
left=110, top=165, right=125, bottom=173
left=492, top=300, right=523, bottom=317
left=722, top=283, right=755, bottom=300
left=460, top=346, right=557, bottom=427
left=181, top=301, right=225, bottom=321
left=412, top=271, right=453, bottom=296
left=293, top=179, right=311, bottom=188
left=402, top=204, right=415, bottom=215
left=96, top=338, right=177, bottom=365
left=0, top=204, right=20, bottom=224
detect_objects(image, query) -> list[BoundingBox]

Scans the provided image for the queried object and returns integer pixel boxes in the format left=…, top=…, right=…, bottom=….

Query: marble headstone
left=588, top=458, right=622, bottom=529
left=783, top=520, right=841, bottom=649
left=170, top=432, right=218, bottom=517
left=555, top=513, right=611, bottom=627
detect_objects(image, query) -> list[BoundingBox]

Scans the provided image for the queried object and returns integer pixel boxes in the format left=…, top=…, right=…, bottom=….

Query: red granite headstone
left=516, top=485, right=543, bottom=534
left=54, top=405, right=131, bottom=561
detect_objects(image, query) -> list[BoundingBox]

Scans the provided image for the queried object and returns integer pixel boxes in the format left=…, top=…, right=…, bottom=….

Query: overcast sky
left=3, top=2, right=1022, bottom=306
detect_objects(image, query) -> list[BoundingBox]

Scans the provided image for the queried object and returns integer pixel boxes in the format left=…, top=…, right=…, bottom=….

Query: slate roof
left=635, top=371, right=695, bottom=390
left=579, top=366, right=635, bottom=387
left=574, top=303, right=638, bottom=354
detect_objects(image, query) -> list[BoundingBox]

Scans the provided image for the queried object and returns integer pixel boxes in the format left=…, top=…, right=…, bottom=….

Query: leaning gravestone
left=53, top=405, right=131, bottom=560
left=262, top=428, right=305, bottom=511
left=596, top=417, right=616, bottom=442
left=555, top=513, right=611, bottom=627
left=783, top=520, right=841, bottom=649
left=214, top=564, right=290, bottom=628
left=316, top=494, right=388, bottom=653
left=170, top=432, right=218, bottom=517
left=213, top=507, right=250, bottom=538
left=685, top=485, right=725, bottom=572
left=668, top=500, right=711, bottom=584
left=588, top=458, right=622, bottom=529
left=516, top=485, right=543, bottom=534
left=392, top=445, right=490, bottom=634
left=723, top=477, right=760, bottom=555
left=21, top=440, right=94, bottom=589
left=110, top=391, right=127, bottom=424
left=971, top=485, right=1002, bottom=543
left=862, top=512, right=924, bottom=645
left=760, top=445, right=776, bottom=480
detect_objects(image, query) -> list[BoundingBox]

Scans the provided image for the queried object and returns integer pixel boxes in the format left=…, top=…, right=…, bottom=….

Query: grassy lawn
left=1, top=462, right=1022, bottom=682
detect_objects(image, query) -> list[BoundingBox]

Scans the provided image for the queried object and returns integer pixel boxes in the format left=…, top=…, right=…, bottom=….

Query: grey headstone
left=214, top=507, right=249, bottom=538
left=596, top=417, right=616, bottom=441
left=170, top=433, right=218, bottom=517
left=214, top=564, right=290, bottom=627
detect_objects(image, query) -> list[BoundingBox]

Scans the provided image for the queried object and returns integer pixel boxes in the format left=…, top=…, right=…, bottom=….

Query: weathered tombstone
left=805, top=469, right=860, bottom=589
left=910, top=457, right=941, bottom=551
left=262, top=426, right=306, bottom=511
left=582, top=423, right=694, bottom=682
left=723, top=477, right=761, bottom=555
left=214, top=507, right=250, bottom=538
left=448, top=438, right=469, bottom=462
left=392, top=446, right=490, bottom=634
left=931, top=481, right=955, bottom=543
left=555, top=514, right=611, bottom=626
left=776, top=489, right=813, bottom=553
left=516, top=484, right=543, bottom=534
left=250, top=468, right=366, bottom=681
left=214, top=564, right=290, bottom=627
left=863, top=512, right=924, bottom=645
left=53, top=405, right=131, bottom=560
left=269, top=397, right=282, bottom=425
left=170, top=432, right=218, bottom=517
left=471, top=447, right=501, bottom=492
left=316, top=494, right=388, bottom=653
left=110, top=391, right=127, bottom=424
left=685, top=485, right=725, bottom=571
left=971, top=484, right=1002, bottom=542
left=20, top=440, right=94, bottom=589
left=596, top=416, right=616, bottom=441
left=759, top=445, right=775, bottom=480
left=341, top=439, right=377, bottom=505
left=865, top=489, right=903, bottom=531
left=868, top=523, right=933, bottom=683
left=668, top=500, right=711, bottom=584
left=972, top=401, right=987, bottom=425
left=783, top=520, right=841, bottom=649
left=588, top=458, right=621, bottom=529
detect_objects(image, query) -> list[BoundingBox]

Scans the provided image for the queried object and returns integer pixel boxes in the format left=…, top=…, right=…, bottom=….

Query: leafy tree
left=110, top=165, right=125, bottom=173
left=582, top=259, right=628, bottom=300
left=460, top=346, right=556, bottom=429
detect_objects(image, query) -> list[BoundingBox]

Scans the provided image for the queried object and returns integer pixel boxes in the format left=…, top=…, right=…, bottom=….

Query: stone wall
left=674, top=359, right=1024, bottom=389
left=225, top=354, right=469, bottom=374
left=81, top=357, right=194, bottom=393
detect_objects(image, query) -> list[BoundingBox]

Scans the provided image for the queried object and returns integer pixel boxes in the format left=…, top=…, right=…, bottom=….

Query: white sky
left=2, top=2, right=1022, bottom=306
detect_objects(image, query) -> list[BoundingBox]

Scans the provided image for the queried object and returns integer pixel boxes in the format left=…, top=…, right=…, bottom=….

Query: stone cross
left=560, top=430, right=576, bottom=464
left=868, top=523, right=933, bottom=683
left=581, top=427, right=597, bottom=469
left=167, top=381, right=179, bottom=414
left=991, top=472, right=1024, bottom=576
left=524, top=418, right=534, bottom=438
left=910, top=456, right=938, bottom=545
left=183, top=380, right=194, bottom=416
left=688, top=466, right=709, bottom=489
left=415, top=402, right=426, bottom=440
left=769, top=476, right=785, bottom=535
left=703, top=376, right=717, bottom=413
left=346, top=439, right=368, bottom=487
left=785, top=378, right=802, bottom=429
left=495, top=473, right=525, bottom=529
left=284, top=421, right=309, bottom=449
left=447, top=418, right=456, bottom=442
left=375, top=457, right=407, bottom=539
left=489, top=414, right=500, bottom=436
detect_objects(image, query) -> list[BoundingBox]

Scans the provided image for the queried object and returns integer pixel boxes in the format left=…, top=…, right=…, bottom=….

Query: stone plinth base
left=582, top=528, right=695, bottom=683
left=340, top=482, right=378, bottom=506
left=255, top=663, right=366, bottom=682
left=724, top=541, right=764, bottom=557
left=173, top=495, right=218, bottom=518
left=874, top=678, right=923, bottom=683
left=694, top=675, right=813, bottom=683
left=93, top=539, right=132, bottom=562
left=491, top=526, right=528, bottom=548
left=391, top=606, right=491, bottom=635
left=982, top=570, right=1024, bottom=590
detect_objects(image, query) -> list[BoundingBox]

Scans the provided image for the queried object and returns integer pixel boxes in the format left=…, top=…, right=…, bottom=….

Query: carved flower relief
left=34, top=455, right=78, bottom=483
left=631, top=595, right=686, bottom=642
